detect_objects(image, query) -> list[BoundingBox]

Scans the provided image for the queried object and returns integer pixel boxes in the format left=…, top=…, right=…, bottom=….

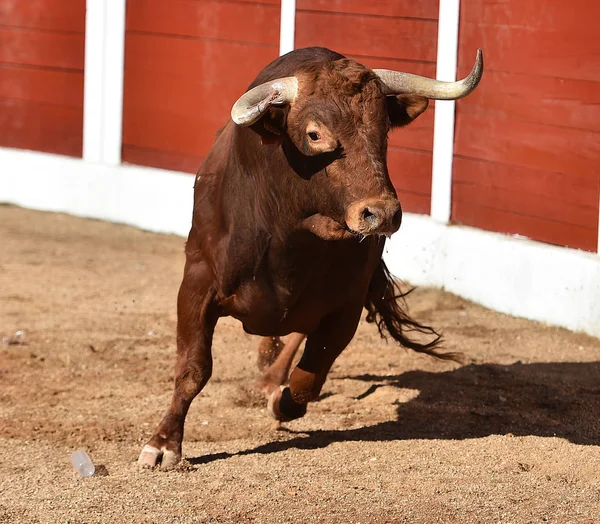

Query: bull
left=139, top=47, right=483, bottom=469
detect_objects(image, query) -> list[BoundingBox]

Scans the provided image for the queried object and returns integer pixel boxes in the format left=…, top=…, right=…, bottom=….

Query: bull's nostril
left=392, top=207, right=402, bottom=229
left=361, top=207, right=377, bottom=224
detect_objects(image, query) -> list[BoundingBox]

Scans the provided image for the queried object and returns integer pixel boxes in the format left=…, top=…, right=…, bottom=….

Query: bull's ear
left=386, top=94, right=429, bottom=128
left=249, top=107, right=288, bottom=145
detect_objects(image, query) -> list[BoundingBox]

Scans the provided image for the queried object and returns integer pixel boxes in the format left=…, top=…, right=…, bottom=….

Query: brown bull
left=139, top=47, right=483, bottom=469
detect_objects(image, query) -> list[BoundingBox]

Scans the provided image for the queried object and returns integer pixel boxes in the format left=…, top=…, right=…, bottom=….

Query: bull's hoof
left=137, top=443, right=181, bottom=471
left=259, top=372, right=284, bottom=398
left=267, top=386, right=307, bottom=422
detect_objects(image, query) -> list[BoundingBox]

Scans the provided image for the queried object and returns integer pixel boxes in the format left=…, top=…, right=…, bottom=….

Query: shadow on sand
left=189, top=361, right=600, bottom=465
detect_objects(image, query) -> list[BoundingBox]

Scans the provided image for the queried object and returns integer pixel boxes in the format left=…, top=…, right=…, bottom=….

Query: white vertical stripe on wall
left=279, top=0, right=296, bottom=56
left=430, top=0, right=461, bottom=222
left=83, top=0, right=107, bottom=163
left=101, top=0, right=127, bottom=165
left=83, top=0, right=126, bottom=165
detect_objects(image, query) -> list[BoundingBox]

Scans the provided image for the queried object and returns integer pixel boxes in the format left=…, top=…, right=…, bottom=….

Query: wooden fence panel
left=0, top=1, right=85, bottom=157
left=452, top=0, right=600, bottom=251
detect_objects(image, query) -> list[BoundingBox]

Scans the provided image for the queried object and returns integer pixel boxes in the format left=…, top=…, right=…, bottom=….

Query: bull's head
left=231, top=50, right=483, bottom=237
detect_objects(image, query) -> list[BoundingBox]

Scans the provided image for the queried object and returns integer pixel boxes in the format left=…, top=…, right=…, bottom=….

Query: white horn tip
left=475, top=48, right=484, bottom=69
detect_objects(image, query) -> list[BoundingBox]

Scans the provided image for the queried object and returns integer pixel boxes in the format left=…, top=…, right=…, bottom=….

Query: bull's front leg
left=138, top=260, right=218, bottom=470
left=267, top=305, right=363, bottom=421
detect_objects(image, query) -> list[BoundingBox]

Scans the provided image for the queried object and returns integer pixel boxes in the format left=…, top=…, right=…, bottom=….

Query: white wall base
left=385, top=214, right=600, bottom=338
left=2, top=147, right=599, bottom=339
left=0, top=147, right=194, bottom=237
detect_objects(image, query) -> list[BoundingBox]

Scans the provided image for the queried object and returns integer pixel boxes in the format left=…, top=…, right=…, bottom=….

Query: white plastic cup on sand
left=71, top=449, right=95, bottom=477
left=2, top=330, right=25, bottom=346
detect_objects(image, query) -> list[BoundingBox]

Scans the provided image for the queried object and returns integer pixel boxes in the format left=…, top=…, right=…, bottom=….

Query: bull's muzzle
left=346, top=197, right=402, bottom=236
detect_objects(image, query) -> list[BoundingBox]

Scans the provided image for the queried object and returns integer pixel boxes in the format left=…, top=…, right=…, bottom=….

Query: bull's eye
left=308, top=131, right=320, bottom=141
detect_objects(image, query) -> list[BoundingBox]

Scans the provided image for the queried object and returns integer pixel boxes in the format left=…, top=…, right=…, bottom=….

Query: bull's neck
left=226, top=125, right=318, bottom=231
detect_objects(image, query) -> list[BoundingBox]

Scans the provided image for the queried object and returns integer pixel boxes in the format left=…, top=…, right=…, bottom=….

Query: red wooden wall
left=0, top=1, right=85, bottom=157
left=122, top=0, right=280, bottom=173
left=452, top=0, right=600, bottom=251
left=295, top=0, right=440, bottom=214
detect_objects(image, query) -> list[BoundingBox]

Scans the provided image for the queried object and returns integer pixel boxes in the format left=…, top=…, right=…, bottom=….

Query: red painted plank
left=232, top=0, right=279, bottom=4
left=295, top=11, right=438, bottom=62
left=388, top=148, right=432, bottom=195
left=0, top=28, right=85, bottom=70
left=0, top=0, right=85, bottom=32
left=453, top=179, right=597, bottom=230
left=452, top=200, right=598, bottom=252
left=0, top=65, right=83, bottom=107
left=454, top=70, right=600, bottom=133
left=122, top=145, right=203, bottom=174
left=297, top=0, right=439, bottom=20
left=123, top=32, right=277, bottom=78
left=460, top=0, right=599, bottom=35
left=0, top=97, right=82, bottom=157
left=126, top=0, right=279, bottom=46
left=453, top=157, right=599, bottom=210
left=454, top=114, right=600, bottom=180
left=458, top=21, right=600, bottom=83
left=122, top=34, right=278, bottom=158
left=395, top=191, right=431, bottom=215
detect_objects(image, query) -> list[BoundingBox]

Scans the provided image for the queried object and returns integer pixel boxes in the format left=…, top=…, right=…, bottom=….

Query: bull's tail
left=365, top=261, right=462, bottom=362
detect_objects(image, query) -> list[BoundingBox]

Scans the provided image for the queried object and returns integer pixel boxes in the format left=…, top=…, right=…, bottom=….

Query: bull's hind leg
left=267, top=306, right=362, bottom=421
left=138, top=261, right=218, bottom=470
left=259, top=332, right=306, bottom=396
left=257, top=336, right=285, bottom=372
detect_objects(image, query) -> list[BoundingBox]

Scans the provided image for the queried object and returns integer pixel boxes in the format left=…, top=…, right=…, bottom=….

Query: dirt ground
left=1, top=205, right=599, bottom=524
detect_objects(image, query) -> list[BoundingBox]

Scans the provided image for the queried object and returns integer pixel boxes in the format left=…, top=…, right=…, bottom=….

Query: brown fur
left=139, top=47, right=450, bottom=470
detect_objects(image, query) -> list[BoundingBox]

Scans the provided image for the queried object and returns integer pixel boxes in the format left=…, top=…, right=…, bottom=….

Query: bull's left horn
left=374, top=49, right=483, bottom=100
left=231, top=77, right=298, bottom=126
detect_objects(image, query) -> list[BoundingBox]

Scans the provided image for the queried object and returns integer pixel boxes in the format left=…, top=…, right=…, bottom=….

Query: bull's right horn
left=231, top=77, right=298, bottom=126
left=374, top=49, right=484, bottom=100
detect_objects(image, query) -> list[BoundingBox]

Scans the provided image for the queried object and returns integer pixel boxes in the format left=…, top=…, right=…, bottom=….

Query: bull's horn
left=231, top=77, right=298, bottom=126
left=374, top=49, right=483, bottom=100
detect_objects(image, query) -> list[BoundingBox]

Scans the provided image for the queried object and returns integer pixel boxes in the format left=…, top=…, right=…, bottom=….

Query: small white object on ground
left=2, top=330, right=25, bottom=346
left=71, top=449, right=95, bottom=477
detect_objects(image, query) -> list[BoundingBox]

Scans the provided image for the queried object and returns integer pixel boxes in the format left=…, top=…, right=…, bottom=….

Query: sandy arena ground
left=0, top=205, right=599, bottom=523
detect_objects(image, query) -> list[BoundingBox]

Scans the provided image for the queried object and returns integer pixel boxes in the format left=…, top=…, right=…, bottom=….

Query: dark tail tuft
left=365, top=261, right=462, bottom=363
